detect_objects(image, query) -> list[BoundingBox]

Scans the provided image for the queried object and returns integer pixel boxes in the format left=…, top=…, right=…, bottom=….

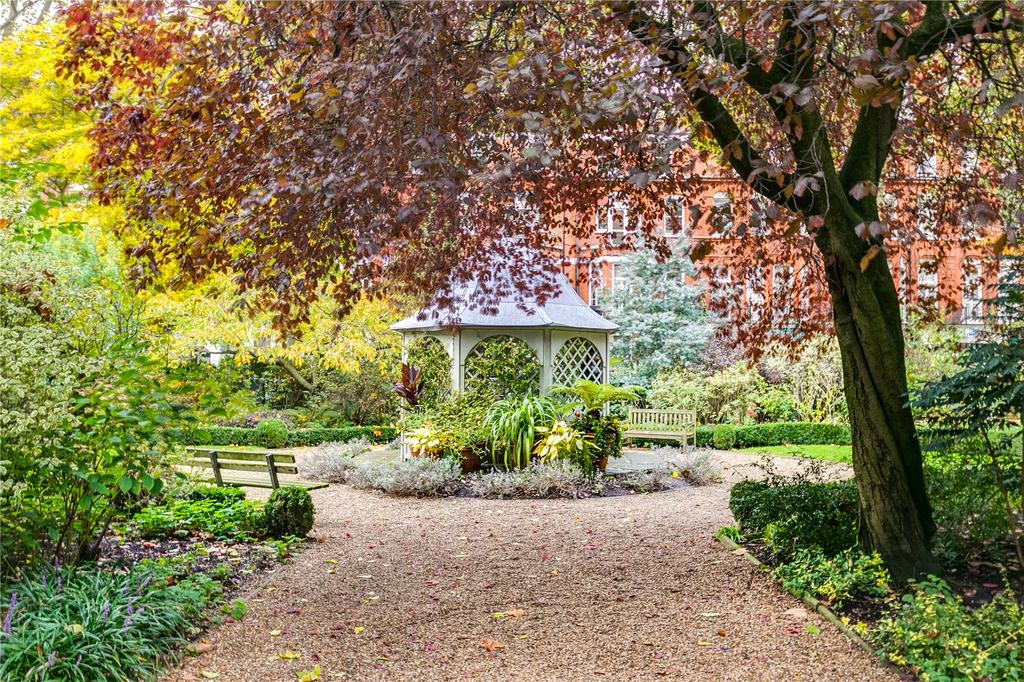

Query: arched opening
left=464, top=335, right=541, bottom=400
left=406, top=336, right=452, bottom=408
left=552, top=337, right=604, bottom=387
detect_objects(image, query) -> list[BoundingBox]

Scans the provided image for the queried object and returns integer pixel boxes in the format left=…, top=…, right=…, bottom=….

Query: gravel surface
left=165, top=452, right=891, bottom=681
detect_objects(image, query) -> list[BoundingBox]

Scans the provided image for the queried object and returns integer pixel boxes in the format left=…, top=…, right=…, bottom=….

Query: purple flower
left=46, top=651, right=57, bottom=668
left=138, top=575, right=152, bottom=592
left=100, top=601, right=110, bottom=620
left=2, top=593, right=16, bottom=635
left=121, top=617, right=132, bottom=632
left=40, top=574, right=47, bottom=589
left=126, top=598, right=134, bottom=616
left=56, top=576, right=62, bottom=593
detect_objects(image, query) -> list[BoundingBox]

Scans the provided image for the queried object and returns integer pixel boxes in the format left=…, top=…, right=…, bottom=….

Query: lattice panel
left=552, top=337, right=603, bottom=386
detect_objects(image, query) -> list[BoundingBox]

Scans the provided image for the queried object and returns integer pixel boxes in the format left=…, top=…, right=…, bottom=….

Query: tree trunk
left=819, top=215, right=942, bottom=584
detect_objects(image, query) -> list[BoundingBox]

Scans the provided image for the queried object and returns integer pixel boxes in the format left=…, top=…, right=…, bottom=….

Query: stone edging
left=715, top=534, right=879, bottom=658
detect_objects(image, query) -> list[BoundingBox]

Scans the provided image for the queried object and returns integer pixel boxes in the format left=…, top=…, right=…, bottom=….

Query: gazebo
left=391, top=269, right=618, bottom=395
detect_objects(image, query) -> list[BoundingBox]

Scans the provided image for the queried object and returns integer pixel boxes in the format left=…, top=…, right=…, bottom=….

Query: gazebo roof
left=391, top=269, right=618, bottom=333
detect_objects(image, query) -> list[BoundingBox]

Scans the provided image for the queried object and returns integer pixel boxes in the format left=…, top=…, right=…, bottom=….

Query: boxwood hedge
left=177, top=424, right=398, bottom=448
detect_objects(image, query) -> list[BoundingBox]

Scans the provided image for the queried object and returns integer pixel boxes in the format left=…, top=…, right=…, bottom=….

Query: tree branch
left=611, top=1, right=802, bottom=211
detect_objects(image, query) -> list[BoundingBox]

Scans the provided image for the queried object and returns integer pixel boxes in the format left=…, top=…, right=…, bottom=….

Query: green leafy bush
left=405, top=336, right=453, bottom=408
left=188, top=484, right=246, bottom=504
left=0, top=562, right=222, bottom=681
left=0, top=238, right=180, bottom=570
left=729, top=479, right=859, bottom=558
left=260, top=486, right=315, bottom=538
left=712, top=424, right=737, bottom=449
left=253, top=418, right=289, bottom=448
left=773, top=548, right=890, bottom=608
left=464, top=335, right=542, bottom=400
left=484, top=394, right=563, bottom=470
left=650, top=362, right=765, bottom=424
left=129, top=493, right=263, bottom=541
left=878, top=577, right=1023, bottom=682
left=182, top=424, right=397, bottom=447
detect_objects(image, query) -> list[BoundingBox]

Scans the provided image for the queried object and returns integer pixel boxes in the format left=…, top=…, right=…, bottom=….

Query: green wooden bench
left=623, top=408, right=697, bottom=450
left=184, top=446, right=327, bottom=490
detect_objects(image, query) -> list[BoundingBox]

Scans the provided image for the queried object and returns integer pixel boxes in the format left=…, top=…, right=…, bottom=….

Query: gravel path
left=166, top=453, right=892, bottom=681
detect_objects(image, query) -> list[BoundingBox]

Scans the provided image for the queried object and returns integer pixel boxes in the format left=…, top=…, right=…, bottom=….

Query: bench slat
left=185, top=447, right=296, bottom=464
left=214, top=476, right=328, bottom=491
left=187, top=458, right=299, bottom=475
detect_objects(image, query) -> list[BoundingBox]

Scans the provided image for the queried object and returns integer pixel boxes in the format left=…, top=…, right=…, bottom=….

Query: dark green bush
left=179, top=424, right=397, bottom=448
left=260, top=486, right=314, bottom=538
left=0, top=563, right=222, bottom=681
left=729, top=479, right=859, bottom=558
left=694, top=422, right=853, bottom=448
left=712, top=424, right=737, bottom=449
left=253, top=418, right=289, bottom=448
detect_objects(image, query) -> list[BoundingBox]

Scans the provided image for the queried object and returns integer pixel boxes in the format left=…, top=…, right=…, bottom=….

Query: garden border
left=715, top=534, right=881, bottom=659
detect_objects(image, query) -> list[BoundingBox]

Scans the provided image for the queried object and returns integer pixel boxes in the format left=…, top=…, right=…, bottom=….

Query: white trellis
left=392, top=270, right=617, bottom=398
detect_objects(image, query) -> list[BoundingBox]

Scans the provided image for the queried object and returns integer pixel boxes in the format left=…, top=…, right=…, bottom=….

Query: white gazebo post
left=391, top=266, right=618, bottom=454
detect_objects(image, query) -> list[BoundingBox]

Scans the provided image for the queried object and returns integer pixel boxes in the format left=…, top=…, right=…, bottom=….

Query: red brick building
left=552, top=157, right=1004, bottom=338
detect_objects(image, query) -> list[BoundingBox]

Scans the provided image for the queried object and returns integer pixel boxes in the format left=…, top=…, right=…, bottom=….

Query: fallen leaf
left=200, top=672, right=220, bottom=679
left=269, top=630, right=283, bottom=637
left=295, top=665, right=321, bottom=681
left=353, top=626, right=365, bottom=635
left=278, top=650, right=301, bottom=660
left=188, top=642, right=215, bottom=655
left=806, top=625, right=821, bottom=635
left=480, top=639, right=505, bottom=652
left=783, top=607, right=809, bottom=620
left=717, top=628, right=728, bottom=637
left=506, top=609, right=526, bottom=618
left=550, top=569, right=559, bottom=577
left=324, top=559, right=337, bottom=564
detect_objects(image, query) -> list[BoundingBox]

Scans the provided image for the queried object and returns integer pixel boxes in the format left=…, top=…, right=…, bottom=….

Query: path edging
left=715, top=534, right=879, bottom=657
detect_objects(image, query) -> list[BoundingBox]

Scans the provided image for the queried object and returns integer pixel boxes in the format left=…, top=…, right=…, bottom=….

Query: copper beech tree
left=62, top=0, right=1023, bottom=581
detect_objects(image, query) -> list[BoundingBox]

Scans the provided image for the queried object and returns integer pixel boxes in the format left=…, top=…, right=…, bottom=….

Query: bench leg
left=209, top=450, right=224, bottom=486
left=265, top=453, right=280, bottom=489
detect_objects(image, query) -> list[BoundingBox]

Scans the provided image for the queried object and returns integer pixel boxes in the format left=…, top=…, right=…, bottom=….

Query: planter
left=460, top=448, right=482, bottom=473
left=597, top=456, right=609, bottom=473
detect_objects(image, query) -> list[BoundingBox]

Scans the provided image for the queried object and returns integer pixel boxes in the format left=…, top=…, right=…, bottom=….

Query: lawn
left=736, top=444, right=853, bottom=463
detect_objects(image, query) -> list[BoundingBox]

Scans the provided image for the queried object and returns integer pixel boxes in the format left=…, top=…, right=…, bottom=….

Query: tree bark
left=819, top=215, right=942, bottom=583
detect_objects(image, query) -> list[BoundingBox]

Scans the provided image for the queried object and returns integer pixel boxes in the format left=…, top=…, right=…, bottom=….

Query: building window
left=662, top=195, right=688, bottom=236
left=915, top=154, right=938, bottom=179
left=962, top=259, right=984, bottom=323
left=918, top=259, right=938, bottom=310
left=595, top=196, right=629, bottom=235
left=711, top=192, right=734, bottom=236
left=916, top=192, right=939, bottom=240
left=611, top=261, right=631, bottom=294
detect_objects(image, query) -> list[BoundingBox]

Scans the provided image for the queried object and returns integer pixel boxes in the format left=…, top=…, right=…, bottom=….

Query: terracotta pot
left=597, top=456, right=609, bottom=473
left=460, top=448, right=482, bottom=473
left=409, top=445, right=422, bottom=458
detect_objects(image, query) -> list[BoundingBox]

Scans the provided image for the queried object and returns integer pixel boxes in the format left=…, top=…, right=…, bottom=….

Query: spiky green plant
left=483, top=395, right=564, bottom=469
left=549, top=380, right=641, bottom=415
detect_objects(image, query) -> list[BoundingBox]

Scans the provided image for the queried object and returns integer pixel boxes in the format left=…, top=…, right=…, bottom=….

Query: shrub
left=253, top=418, right=289, bottom=448
left=260, top=486, right=315, bottom=538
left=467, top=462, right=586, bottom=498
left=694, top=422, right=852, bottom=448
left=729, top=478, right=859, bottom=558
left=129, top=493, right=263, bottom=541
left=180, top=424, right=397, bottom=447
left=712, top=424, right=737, bottom=449
left=620, top=469, right=674, bottom=494
left=302, top=439, right=371, bottom=482
left=649, top=362, right=766, bottom=423
left=0, top=562, right=222, bottom=681
left=878, top=577, right=1023, bottom=682
left=346, top=458, right=461, bottom=497
left=484, top=394, right=563, bottom=469
left=188, top=485, right=246, bottom=504
left=773, top=547, right=890, bottom=608
left=677, top=449, right=723, bottom=486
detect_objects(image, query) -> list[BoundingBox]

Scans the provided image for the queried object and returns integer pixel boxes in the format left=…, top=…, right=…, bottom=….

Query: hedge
left=178, top=425, right=398, bottom=448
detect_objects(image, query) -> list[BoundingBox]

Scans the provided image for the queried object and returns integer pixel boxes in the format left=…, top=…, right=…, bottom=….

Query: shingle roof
left=391, top=269, right=617, bottom=333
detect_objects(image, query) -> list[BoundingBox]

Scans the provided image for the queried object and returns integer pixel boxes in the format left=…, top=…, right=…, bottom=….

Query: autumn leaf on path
left=296, top=665, right=321, bottom=681
left=278, top=649, right=301, bottom=660
left=492, top=609, right=527, bottom=619
left=353, top=626, right=365, bottom=635
left=480, top=639, right=506, bottom=652
left=200, top=672, right=220, bottom=679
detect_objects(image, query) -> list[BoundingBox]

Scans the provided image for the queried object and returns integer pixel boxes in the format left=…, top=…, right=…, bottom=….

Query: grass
left=736, top=444, right=853, bottom=463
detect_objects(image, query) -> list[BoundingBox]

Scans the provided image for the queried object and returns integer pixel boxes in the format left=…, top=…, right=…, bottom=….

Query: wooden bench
left=623, top=409, right=697, bottom=450
left=184, top=447, right=327, bottom=490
